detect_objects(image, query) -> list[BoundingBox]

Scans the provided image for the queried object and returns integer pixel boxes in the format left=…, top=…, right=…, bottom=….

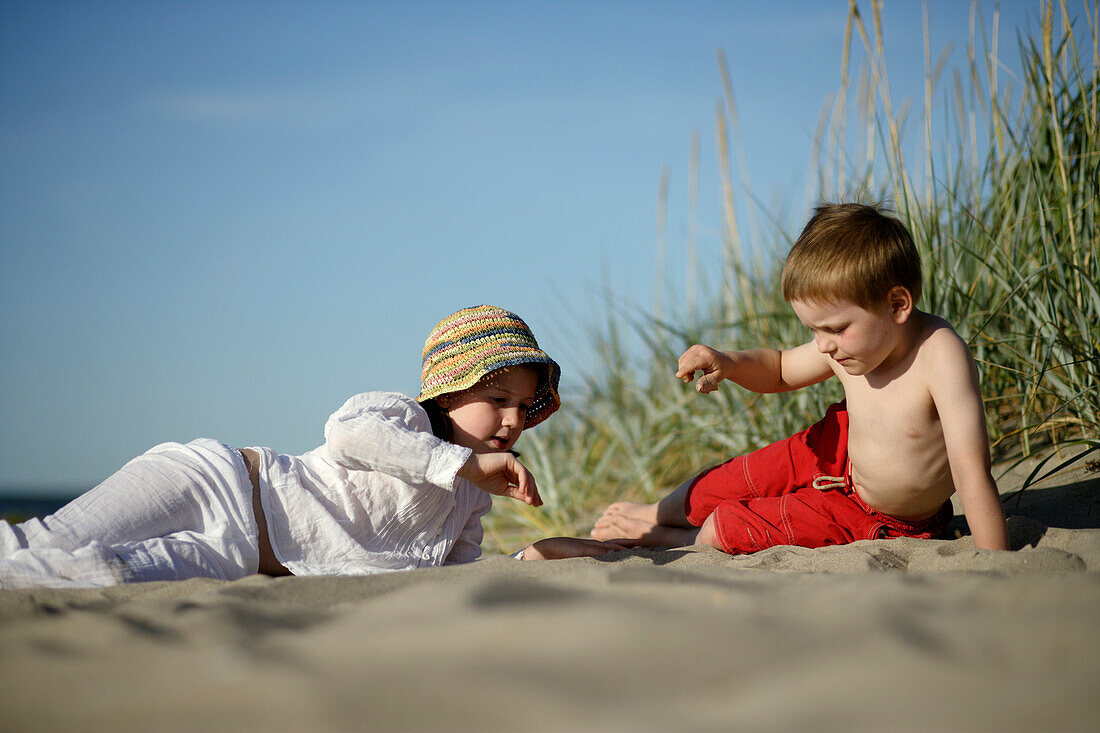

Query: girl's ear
left=435, top=394, right=453, bottom=409
left=888, top=286, right=914, bottom=323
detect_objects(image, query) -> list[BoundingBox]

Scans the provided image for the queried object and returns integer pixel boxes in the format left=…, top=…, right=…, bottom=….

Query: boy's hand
left=676, top=344, right=733, bottom=394
left=458, top=452, right=543, bottom=507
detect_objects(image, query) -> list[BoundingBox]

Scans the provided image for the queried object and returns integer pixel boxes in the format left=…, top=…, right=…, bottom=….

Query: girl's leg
left=110, top=529, right=257, bottom=582
left=0, top=529, right=255, bottom=587
left=5, top=460, right=207, bottom=554
left=0, top=439, right=259, bottom=586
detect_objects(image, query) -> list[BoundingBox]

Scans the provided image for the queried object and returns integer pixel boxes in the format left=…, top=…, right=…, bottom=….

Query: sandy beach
left=2, top=457, right=1098, bottom=732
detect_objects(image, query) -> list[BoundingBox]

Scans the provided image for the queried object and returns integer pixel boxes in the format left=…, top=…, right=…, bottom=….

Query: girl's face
left=437, top=366, right=540, bottom=454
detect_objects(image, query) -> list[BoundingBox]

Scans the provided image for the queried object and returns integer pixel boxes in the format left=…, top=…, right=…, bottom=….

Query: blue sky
left=1, top=0, right=1040, bottom=492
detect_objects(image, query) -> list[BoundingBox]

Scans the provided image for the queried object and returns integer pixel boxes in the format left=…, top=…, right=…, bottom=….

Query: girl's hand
left=520, top=537, right=628, bottom=560
left=676, top=344, right=732, bottom=394
left=458, top=452, right=542, bottom=507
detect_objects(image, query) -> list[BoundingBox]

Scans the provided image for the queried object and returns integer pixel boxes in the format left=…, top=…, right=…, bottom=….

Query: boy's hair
left=781, top=203, right=922, bottom=310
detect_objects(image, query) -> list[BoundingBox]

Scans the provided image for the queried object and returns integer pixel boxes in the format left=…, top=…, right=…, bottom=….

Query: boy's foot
left=594, top=501, right=659, bottom=526
left=590, top=501, right=656, bottom=542
left=590, top=512, right=656, bottom=541
left=590, top=508, right=699, bottom=547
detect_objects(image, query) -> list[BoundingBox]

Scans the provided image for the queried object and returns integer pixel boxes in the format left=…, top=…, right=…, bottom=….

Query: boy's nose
left=815, top=333, right=835, bottom=354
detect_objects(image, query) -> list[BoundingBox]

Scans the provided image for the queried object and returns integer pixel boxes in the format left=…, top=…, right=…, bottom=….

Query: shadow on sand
left=943, top=474, right=1100, bottom=549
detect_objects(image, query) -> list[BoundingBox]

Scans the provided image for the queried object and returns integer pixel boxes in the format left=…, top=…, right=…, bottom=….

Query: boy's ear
left=888, top=286, right=914, bottom=323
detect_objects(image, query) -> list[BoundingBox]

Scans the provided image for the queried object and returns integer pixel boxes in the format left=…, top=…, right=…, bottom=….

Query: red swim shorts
left=684, top=402, right=952, bottom=555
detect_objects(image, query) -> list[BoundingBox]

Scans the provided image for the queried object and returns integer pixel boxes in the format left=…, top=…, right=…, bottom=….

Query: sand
left=1, top=458, right=1098, bottom=732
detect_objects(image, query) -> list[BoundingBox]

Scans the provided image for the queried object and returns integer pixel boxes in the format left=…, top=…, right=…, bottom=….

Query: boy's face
left=437, top=366, right=539, bottom=454
left=790, top=297, right=907, bottom=376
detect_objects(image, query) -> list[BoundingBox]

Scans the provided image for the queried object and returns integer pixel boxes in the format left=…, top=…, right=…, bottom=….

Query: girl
left=0, top=305, right=617, bottom=588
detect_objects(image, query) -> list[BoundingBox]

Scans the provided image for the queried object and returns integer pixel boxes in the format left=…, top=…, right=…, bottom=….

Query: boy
left=592, top=203, right=1009, bottom=553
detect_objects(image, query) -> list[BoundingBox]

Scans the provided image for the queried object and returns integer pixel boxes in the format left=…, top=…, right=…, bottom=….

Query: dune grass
left=485, top=1, right=1099, bottom=552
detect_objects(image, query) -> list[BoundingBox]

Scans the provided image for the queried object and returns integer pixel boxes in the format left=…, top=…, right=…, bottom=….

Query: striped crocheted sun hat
left=417, top=305, right=561, bottom=429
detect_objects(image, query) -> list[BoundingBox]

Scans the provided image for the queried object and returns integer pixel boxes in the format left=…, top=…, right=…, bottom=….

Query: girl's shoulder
left=334, top=391, right=421, bottom=412
left=326, top=392, right=431, bottom=431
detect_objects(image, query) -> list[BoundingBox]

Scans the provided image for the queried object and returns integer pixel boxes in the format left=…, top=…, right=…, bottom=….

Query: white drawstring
left=812, top=475, right=847, bottom=491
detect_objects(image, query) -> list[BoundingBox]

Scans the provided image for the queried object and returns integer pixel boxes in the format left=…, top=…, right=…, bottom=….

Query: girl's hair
left=781, top=202, right=922, bottom=310
left=416, top=305, right=560, bottom=429
left=421, top=398, right=452, bottom=442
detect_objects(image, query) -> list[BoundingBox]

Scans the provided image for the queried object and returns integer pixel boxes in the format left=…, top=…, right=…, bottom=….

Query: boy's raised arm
left=928, top=332, right=1009, bottom=551
left=778, top=341, right=835, bottom=391
left=676, top=342, right=832, bottom=394
left=676, top=344, right=780, bottom=393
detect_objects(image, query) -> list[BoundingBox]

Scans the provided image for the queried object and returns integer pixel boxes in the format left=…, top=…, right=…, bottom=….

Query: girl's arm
left=518, top=537, right=627, bottom=560
left=457, top=451, right=541, bottom=506
left=326, top=392, right=542, bottom=505
left=324, top=392, right=471, bottom=490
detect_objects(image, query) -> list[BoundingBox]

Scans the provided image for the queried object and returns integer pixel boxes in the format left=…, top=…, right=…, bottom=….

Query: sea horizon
left=0, top=487, right=84, bottom=522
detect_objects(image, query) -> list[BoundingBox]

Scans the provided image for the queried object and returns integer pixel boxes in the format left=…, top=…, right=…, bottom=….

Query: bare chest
left=847, top=388, right=938, bottom=442
left=839, top=371, right=951, bottom=493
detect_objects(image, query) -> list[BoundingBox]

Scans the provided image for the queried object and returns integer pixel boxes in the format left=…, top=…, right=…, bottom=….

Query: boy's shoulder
left=914, top=311, right=965, bottom=345
left=915, top=311, right=961, bottom=343
left=910, top=311, right=977, bottom=378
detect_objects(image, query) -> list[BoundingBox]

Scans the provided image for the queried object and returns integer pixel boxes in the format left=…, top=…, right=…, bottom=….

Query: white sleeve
left=323, top=392, right=472, bottom=490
